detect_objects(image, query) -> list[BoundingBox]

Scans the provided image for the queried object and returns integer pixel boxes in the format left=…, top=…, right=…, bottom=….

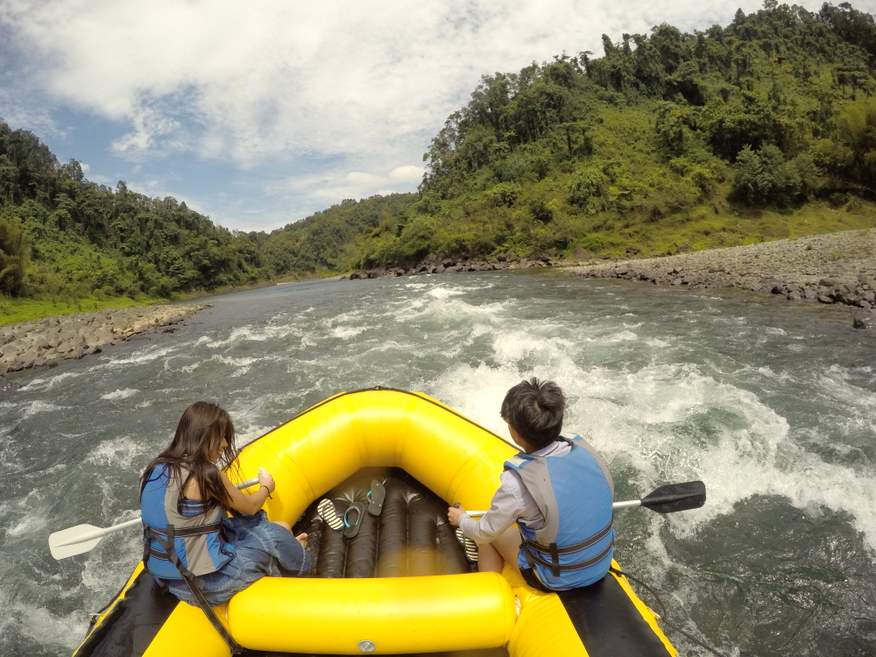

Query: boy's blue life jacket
left=504, top=435, right=614, bottom=590
left=140, top=463, right=234, bottom=580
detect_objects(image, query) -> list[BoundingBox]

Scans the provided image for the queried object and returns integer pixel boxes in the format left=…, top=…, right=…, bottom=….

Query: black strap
left=147, top=547, right=172, bottom=561
left=142, top=525, right=152, bottom=566
left=522, top=537, right=614, bottom=573
left=524, top=519, right=613, bottom=555
left=520, top=567, right=553, bottom=592
left=145, top=522, right=222, bottom=538
left=549, top=543, right=561, bottom=577
left=144, top=524, right=242, bottom=655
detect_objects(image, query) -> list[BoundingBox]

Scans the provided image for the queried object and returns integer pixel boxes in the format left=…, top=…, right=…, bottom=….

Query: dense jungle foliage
left=2, top=2, right=876, bottom=312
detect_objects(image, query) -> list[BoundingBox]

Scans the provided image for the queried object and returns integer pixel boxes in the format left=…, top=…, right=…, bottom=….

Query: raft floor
left=295, top=467, right=477, bottom=579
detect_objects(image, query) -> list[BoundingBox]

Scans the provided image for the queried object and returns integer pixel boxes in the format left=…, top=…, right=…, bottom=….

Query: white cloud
left=0, top=0, right=840, bottom=230
left=268, top=163, right=423, bottom=203
left=111, top=104, right=182, bottom=155
left=389, top=165, right=425, bottom=183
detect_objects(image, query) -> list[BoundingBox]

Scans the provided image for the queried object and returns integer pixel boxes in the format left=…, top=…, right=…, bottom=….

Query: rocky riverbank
left=345, top=254, right=555, bottom=279
left=0, top=304, right=206, bottom=375
left=571, top=229, right=876, bottom=327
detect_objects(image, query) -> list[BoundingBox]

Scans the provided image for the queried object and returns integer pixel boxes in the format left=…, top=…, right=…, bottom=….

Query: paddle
left=466, top=480, right=706, bottom=517
left=49, top=477, right=260, bottom=560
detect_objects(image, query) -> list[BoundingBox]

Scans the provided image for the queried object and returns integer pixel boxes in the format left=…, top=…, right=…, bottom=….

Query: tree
left=0, top=211, right=29, bottom=295
left=567, top=167, right=609, bottom=213
left=732, top=144, right=818, bottom=205
left=655, top=102, right=689, bottom=157
left=836, top=96, right=876, bottom=188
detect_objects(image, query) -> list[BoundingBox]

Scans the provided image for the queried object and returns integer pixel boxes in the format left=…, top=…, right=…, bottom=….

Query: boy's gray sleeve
left=458, top=471, right=523, bottom=543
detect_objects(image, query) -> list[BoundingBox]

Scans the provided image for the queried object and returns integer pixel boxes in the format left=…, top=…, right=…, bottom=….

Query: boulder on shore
left=853, top=310, right=872, bottom=330
left=1, top=304, right=205, bottom=375
left=570, top=228, right=876, bottom=311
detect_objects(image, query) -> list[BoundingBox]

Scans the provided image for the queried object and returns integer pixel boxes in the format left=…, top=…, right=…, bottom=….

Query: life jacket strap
left=523, top=518, right=613, bottom=555
left=145, top=522, right=223, bottom=538
left=521, top=535, right=615, bottom=574
left=146, top=547, right=173, bottom=561
left=142, top=524, right=241, bottom=655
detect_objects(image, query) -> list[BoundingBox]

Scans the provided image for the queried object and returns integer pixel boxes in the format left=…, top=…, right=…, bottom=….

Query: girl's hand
left=258, top=467, right=276, bottom=493
left=295, top=532, right=308, bottom=547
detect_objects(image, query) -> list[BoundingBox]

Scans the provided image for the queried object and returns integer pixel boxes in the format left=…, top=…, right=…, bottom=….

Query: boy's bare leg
left=478, top=526, right=522, bottom=575
left=478, top=542, right=503, bottom=573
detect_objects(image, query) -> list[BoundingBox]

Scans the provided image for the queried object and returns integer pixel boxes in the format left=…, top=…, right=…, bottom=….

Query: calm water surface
left=1, top=271, right=874, bottom=656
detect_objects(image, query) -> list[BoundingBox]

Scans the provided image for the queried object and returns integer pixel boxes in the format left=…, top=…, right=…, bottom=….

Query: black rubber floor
left=294, top=468, right=473, bottom=579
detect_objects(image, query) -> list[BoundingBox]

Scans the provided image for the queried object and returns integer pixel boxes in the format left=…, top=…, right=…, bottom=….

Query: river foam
left=427, top=299, right=876, bottom=551
left=100, top=388, right=139, bottom=401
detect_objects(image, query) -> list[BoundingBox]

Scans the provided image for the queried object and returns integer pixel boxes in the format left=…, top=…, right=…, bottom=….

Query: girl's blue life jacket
left=140, top=463, right=235, bottom=580
left=504, top=435, right=614, bottom=590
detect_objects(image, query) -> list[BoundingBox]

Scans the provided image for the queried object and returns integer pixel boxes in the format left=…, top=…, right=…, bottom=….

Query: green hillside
left=324, top=1, right=876, bottom=268
left=2, top=2, right=876, bottom=322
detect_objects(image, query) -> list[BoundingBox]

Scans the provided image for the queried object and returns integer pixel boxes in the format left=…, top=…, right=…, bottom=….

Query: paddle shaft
left=466, top=498, right=641, bottom=516
left=62, top=517, right=143, bottom=546
left=465, top=480, right=706, bottom=516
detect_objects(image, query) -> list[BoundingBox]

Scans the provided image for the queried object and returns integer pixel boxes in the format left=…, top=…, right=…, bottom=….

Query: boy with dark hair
left=448, top=378, right=614, bottom=591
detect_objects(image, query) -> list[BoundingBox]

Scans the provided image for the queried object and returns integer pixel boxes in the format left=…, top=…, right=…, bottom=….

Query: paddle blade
left=641, top=481, right=706, bottom=514
left=49, top=524, right=104, bottom=560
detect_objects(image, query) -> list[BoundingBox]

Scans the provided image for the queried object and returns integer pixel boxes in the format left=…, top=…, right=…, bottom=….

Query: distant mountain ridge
left=2, top=2, right=876, bottom=307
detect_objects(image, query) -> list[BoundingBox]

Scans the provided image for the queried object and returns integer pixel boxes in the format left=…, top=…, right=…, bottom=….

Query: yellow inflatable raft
left=73, top=388, right=677, bottom=657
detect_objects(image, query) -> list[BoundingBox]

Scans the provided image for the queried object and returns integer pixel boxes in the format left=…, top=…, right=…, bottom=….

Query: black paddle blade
left=641, top=481, right=706, bottom=514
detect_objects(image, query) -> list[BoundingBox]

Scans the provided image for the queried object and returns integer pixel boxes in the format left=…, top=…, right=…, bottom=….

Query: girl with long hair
left=140, top=401, right=309, bottom=606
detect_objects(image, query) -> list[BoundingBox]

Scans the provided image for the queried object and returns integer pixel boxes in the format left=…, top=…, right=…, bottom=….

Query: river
left=1, top=271, right=874, bottom=657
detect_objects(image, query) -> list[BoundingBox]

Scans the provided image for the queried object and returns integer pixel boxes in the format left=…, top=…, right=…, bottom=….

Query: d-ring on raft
left=71, top=388, right=684, bottom=657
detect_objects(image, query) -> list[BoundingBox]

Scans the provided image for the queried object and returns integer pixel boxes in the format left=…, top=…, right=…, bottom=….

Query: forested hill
left=0, top=124, right=266, bottom=299
left=3, top=2, right=876, bottom=311
left=325, top=1, right=876, bottom=268
left=0, top=120, right=412, bottom=302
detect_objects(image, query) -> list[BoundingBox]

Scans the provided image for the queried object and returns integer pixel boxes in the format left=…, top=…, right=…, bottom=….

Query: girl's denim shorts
left=167, top=511, right=309, bottom=606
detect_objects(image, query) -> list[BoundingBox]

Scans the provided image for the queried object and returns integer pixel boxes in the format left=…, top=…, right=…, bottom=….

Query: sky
left=0, top=0, right=868, bottom=233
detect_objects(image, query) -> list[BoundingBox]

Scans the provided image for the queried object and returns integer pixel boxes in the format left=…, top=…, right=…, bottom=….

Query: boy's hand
left=447, top=504, right=466, bottom=527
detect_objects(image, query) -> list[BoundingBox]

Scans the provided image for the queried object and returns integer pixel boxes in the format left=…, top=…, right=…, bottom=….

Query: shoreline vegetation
left=4, top=227, right=873, bottom=377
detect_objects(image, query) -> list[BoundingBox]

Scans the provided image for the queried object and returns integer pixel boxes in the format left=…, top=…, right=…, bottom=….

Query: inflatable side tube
left=556, top=569, right=676, bottom=657
left=74, top=571, right=177, bottom=657
left=228, top=573, right=516, bottom=654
